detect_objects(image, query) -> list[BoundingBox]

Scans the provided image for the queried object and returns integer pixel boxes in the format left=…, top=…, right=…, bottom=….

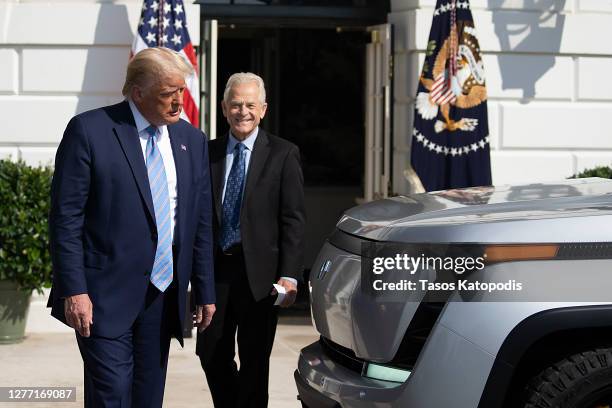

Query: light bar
left=364, top=363, right=411, bottom=383
left=484, top=244, right=559, bottom=263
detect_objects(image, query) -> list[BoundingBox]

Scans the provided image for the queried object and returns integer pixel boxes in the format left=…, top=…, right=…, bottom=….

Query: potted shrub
left=0, top=159, right=53, bottom=343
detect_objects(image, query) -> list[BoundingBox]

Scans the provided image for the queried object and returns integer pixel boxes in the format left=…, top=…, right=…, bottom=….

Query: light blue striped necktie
left=145, top=125, right=173, bottom=292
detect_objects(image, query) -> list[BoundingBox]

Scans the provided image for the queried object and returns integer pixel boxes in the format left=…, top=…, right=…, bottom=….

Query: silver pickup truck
left=295, top=178, right=612, bottom=408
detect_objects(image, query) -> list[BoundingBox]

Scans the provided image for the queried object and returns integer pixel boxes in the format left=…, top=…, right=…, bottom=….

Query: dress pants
left=197, top=250, right=278, bottom=408
left=76, top=282, right=179, bottom=408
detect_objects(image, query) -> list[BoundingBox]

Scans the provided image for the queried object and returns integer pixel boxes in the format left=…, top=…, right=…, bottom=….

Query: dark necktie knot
left=146, top=125, right=158, bottom=137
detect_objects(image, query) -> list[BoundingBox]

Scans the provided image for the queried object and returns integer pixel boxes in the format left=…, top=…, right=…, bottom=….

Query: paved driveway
left=0, top=316, right=318, bottom=407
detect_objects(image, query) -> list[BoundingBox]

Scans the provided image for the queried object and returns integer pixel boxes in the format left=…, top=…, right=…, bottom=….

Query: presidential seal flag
left=410, top=0, right=491, bottom=191
left=132, top=0, right=200, bottom=127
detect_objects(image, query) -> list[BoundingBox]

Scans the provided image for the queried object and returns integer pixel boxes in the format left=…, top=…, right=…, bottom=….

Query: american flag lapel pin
left=181, top=144, right=187, bottom=151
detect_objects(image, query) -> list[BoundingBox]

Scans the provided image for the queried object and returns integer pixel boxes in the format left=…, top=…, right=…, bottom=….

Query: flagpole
left=158, top=0, right=164, bottom=46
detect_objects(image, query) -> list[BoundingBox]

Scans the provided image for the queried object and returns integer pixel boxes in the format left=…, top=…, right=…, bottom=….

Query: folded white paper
left=273, top=283, right=287, bottom=306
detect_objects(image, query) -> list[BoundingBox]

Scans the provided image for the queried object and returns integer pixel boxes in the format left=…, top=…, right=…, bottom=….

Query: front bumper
left=296, top=320, right=498, bottom=408
left=295, top=341, right=407, bottom=408
left=295, top=370, right=341, bottom=408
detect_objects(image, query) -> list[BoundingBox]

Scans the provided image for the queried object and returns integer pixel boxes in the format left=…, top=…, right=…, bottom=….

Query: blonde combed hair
left=122, top=47, right=193, bottom=96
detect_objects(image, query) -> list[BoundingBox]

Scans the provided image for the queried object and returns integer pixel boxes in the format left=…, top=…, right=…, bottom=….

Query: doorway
left=216, top=26, right=367, bottom=272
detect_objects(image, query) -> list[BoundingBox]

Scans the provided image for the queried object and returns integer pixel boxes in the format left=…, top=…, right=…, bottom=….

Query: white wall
left=391, top=0, right=612, bottom=192
left=0, top=0, right=200, bottom=168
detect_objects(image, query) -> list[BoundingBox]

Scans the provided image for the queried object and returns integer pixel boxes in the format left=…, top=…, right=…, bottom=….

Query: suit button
left=151, top=233, right=158, bottom=241
left=144, top=270, right=150, bottom=276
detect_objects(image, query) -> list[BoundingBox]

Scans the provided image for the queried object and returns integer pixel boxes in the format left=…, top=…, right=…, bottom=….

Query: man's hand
left=271, top=278, right=297, bottom=308
left=194, top=304, right=216, bottom=333
left=64, top=294, right=93, bottom=337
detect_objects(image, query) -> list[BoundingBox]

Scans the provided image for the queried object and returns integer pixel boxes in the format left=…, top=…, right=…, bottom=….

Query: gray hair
left=122, top=47, right=193, bottom=96
left=223, top=72, right=266, bottom=105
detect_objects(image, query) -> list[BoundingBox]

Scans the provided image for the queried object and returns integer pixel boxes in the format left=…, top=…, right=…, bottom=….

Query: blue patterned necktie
left=145, top=126, right=173, bottom=292
left=220, top=142, right=246, bottom=251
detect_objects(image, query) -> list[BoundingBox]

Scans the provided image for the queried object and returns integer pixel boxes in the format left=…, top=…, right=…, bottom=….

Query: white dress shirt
left=128, top=100, right=178, bottom=241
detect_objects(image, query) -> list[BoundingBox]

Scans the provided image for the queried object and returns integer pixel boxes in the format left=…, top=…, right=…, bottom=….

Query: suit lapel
left=243, top=129, right=270, bottom=206
left=211, top=134, right=228, bottom=226
left=168, top=126, right=189, bottom=248
left=113, top=102, right=155, bottom=222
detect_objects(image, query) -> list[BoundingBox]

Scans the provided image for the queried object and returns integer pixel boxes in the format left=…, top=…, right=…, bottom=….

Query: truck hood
left=337, top=178, right=612, bottom=243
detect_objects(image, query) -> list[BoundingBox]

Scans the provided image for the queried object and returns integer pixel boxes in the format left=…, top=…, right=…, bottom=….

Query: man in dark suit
left=48, top=47, right=216, bottom=407
left=196, top=72, right=305, bottom=407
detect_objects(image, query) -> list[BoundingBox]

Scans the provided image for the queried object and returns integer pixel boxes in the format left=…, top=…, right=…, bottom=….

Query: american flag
left=132, top=0, right=200, bottom=127
left=430, top=73, right=457, bottom=105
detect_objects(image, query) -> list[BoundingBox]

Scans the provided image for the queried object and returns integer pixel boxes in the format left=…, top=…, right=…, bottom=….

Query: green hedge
left=0, top=159, right=53, bottom=293
left=572, top=165, right=612, bottom=179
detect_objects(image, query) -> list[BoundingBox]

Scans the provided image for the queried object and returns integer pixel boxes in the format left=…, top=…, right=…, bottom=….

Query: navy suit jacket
left=48, top=101, right=215, bottom=339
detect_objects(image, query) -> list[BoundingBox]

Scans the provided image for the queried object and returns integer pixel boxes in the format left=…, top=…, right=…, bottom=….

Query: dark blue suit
left=48, top=100, right=215, bottom=406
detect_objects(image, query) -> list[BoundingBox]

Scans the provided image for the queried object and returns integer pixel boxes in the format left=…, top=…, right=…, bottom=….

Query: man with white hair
left=49, top=47, right=216, bottom=407
left=196, top=72, right=305, bottom=407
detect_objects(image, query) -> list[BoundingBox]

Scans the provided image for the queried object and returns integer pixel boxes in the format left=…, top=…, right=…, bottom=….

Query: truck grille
left=320, top=337, right=365, bottom=374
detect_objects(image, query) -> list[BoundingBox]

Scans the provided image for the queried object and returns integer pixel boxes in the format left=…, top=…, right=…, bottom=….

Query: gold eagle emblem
left=416, top=23, right=487, bottom=133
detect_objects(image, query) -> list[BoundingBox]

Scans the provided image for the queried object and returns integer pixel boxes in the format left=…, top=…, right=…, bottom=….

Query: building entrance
left=197, top=1, right=392, bottom=281
left=216, top=26, right=366, bottom=271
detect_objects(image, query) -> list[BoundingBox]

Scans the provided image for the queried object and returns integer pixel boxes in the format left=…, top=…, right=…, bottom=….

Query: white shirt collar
left=127, top=99, right=167, bottom=138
